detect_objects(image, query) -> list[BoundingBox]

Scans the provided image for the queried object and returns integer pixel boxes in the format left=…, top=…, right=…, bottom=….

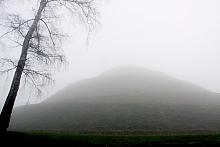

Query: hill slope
left=44, top=66, right=219, bottom=105
left=10, top=66, right=220, bottom=131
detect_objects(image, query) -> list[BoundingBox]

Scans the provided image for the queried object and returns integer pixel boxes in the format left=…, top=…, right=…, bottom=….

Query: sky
left=1, top=0, right=220, bottom=108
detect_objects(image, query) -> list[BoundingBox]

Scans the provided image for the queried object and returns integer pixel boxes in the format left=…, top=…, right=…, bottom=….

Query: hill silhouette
left=44, top=66, right=219, bottom=105
left=10, top=66, right=220, bottom=131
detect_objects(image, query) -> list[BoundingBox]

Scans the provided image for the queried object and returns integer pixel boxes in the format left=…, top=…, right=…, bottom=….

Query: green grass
left=2, top=131, right=220, bottom=146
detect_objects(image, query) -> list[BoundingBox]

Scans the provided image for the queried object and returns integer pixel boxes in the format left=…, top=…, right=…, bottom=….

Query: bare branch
left=0, top=67, right=16, bottom=74
left=0, top=17, right=35, bottom=39
left=0, top=0, right=99, bottom=95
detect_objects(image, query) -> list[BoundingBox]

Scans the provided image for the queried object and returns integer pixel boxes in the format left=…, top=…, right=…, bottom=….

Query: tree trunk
left=0, top=0, right=47, bottom=133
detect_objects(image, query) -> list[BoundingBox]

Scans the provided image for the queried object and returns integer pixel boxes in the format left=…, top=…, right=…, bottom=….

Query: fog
left=1, top=0, right=220, bottom=109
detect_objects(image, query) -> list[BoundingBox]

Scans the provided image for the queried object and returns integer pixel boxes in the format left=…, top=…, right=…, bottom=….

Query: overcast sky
left=1, top=0, right=220, bottom=108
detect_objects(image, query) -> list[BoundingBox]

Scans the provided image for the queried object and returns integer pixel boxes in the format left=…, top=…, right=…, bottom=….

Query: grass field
left=1, top=131, right=220, bottom=146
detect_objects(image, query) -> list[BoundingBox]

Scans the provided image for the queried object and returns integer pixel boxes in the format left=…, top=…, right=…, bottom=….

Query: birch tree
left=0, top=0, right=99, bottom=132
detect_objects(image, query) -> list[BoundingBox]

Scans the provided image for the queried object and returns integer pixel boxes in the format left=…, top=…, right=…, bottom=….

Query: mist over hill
left=10, top=66, right=220, bottom=131
left=44, top=66, right=219, bottom=105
